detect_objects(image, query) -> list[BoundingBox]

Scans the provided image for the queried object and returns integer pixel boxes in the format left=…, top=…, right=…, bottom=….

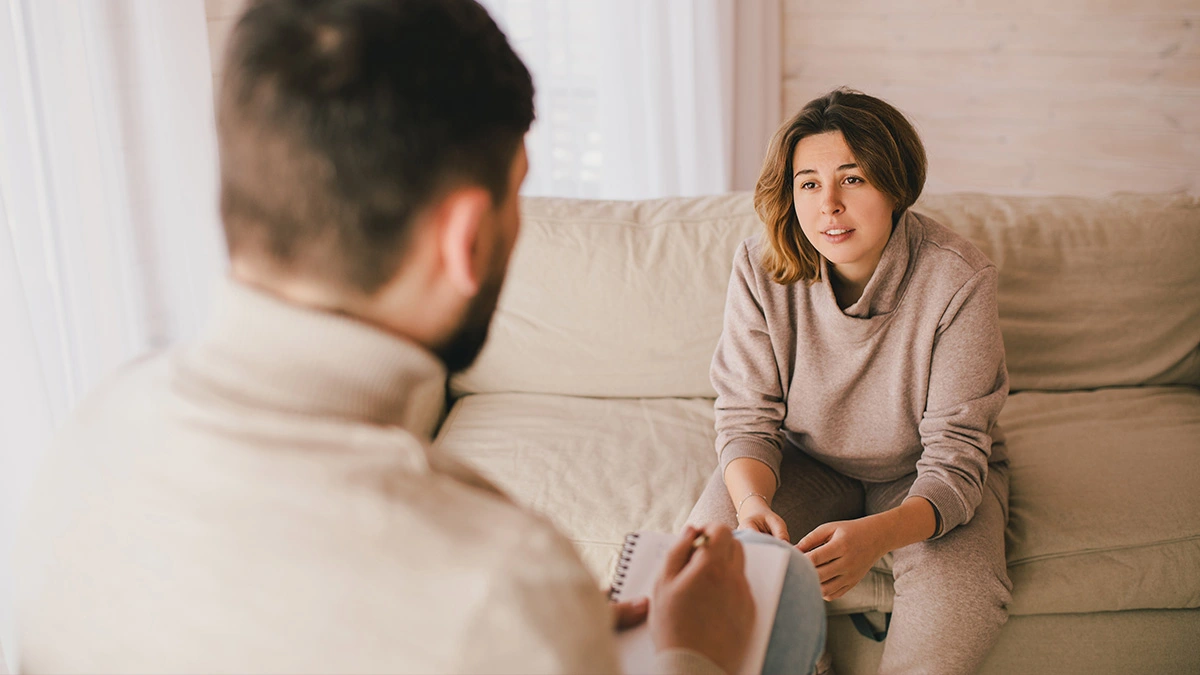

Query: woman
left=687, top=88, right=1012, bottom=675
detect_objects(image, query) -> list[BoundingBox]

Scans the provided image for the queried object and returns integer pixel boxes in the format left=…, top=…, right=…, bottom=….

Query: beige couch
left=433, top=192, right=1200, bottom=674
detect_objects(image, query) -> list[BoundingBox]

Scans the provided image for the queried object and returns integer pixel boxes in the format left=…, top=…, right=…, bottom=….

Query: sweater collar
left=819, top=209, right=920, bottom=320
left=180, top=278, right=447, bottom=439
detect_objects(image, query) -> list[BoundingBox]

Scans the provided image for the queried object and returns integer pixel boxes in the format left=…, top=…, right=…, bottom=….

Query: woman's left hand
left=796, top=516, right=892, bottom=601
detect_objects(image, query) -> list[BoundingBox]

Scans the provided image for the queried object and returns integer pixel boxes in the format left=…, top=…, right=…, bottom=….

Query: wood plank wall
left=205, top=0, right=1200, bottom=197
left=782, top=0, right=1200, bottom=196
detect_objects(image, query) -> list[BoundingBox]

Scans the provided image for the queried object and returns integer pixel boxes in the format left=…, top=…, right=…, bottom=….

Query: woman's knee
left=893, top=549, right=1012, bottom=614
left=736, top=530, right=827, bottom=674
left=735, top=532, right=825, bottom=611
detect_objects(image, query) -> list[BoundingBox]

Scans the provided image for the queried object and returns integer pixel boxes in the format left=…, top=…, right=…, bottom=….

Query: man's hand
left=610, top=597, right=649, bottom=631
left=735, top=498, right=789, bottom=542
left=650, top=524, right=755, bottom=674
left=797, top=516, right=890, bottom=601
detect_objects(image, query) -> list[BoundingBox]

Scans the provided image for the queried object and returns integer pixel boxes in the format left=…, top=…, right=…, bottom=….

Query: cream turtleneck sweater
left=16, top=279, right=719, bottom=674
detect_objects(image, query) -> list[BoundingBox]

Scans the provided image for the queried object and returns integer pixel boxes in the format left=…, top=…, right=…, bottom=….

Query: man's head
left=217, top=0, right=533, bottom=371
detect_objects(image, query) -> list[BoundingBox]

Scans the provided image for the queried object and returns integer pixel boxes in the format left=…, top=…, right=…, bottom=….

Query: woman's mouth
left=821, top=228, right=854, bottom=243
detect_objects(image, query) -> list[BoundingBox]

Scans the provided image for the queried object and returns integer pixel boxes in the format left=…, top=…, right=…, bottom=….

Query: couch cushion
left=451, top=194, right=760, bottom=399
left=453, top=193, right=1200, bottom=399
left=434, top=386, right=1200, bottom=617
left=434, top=393, right=719, bottom=577
left=916, top=193, right=1200, bottom=391
left=1000, top=386, right=1200, bottom=615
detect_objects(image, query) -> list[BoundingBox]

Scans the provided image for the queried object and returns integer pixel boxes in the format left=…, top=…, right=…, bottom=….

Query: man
left=16, top=1, right=822, bottom=673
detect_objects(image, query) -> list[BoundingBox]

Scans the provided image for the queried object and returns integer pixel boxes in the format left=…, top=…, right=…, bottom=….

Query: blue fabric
left=734, top=530, right=826, bottom=675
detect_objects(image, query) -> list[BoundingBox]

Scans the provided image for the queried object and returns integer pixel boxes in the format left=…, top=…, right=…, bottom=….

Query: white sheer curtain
left=0, top=1, right=224, bottom=669
left=479, top=0, right=782, bottom=199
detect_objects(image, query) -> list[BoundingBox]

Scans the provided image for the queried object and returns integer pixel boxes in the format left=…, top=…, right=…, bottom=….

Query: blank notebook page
left=609, top=531, right=790, bottom=675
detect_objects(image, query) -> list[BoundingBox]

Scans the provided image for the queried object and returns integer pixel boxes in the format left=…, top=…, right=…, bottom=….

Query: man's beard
left=435, top=264, right=506, bottom=374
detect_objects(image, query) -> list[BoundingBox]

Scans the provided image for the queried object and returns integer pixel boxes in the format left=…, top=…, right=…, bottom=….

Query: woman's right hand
left=736, top=498, right=790, bottom=542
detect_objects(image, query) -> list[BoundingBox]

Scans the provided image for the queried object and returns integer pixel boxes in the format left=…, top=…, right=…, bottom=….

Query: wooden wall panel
left=782, top=0, right=1200, bottom=196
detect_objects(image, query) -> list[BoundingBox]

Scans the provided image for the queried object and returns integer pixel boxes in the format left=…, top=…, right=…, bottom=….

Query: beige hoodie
left=712, top=210, right=1009, bottom=537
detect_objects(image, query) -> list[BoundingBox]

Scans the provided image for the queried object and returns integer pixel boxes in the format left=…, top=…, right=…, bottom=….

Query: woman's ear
left=434, top=187, right=492, bottom=297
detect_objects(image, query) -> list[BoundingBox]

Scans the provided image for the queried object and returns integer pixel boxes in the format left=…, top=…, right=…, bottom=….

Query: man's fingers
left=728, top=534, right=746, bottom=575
left=692, top=524, right=735, bottom=565
left=674, top=524, right=739, bottom=585
left=705, top=523, right=735, bottom=551
left=660, top=526, right=700, bottom=580
left=611, top=597, right=649, bottom=631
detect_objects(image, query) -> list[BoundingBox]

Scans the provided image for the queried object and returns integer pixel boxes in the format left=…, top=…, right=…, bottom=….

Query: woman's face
left=791, top=131, right=895, bottom=287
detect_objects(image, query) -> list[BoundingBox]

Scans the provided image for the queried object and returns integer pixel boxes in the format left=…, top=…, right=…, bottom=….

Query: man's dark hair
left=217, top=0, right=535, bottom=292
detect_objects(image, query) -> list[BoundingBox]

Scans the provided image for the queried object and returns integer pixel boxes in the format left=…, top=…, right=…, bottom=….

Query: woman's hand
left=796, top=515, right=891, bottom=601
left=736, top=497, right=790, bottom=542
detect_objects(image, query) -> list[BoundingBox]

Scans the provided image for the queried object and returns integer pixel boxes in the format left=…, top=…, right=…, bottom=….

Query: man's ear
left=435, top=187, right=493, bottom=297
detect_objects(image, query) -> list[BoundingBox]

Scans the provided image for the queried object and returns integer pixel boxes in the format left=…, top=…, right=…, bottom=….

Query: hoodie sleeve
left=710, top=241, right=788, bottom=486
left=908, top=265, right=1009, bottom=538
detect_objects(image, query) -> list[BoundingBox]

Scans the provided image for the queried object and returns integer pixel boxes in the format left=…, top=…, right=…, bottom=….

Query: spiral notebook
left=608, top=531, right=791, bottom=675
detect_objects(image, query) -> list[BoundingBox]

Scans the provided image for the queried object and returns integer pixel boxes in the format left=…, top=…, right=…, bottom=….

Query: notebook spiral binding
left=607, top=532, right=641, bottom=601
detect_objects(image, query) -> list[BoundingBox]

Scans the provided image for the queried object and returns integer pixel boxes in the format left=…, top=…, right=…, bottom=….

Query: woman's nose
left=820, top=186, right=844, bottom=215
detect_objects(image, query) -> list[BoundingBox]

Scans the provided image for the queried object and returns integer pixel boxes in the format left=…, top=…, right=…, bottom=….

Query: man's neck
left=228, top=261, right=450, bottom=357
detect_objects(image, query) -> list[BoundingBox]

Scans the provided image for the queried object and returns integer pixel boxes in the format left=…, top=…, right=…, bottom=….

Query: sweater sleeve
left=908, top=265, right=1009, bottom=538
left=711, top=241, right=787, bottom=486
left=453, top=524, right=623, bottom=674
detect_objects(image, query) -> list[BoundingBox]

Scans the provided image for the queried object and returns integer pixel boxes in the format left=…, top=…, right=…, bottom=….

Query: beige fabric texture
left=915, top=193, right=1200, bottom=391
left=435, top=393, right=720, bottom=579
left=824, top=609, right=1200, bottom=675
left=436, top=385, right=1200, bottom=618
left=453, top=193, right=1200, bottom=398
left=451, top=195, right=760, bottom=399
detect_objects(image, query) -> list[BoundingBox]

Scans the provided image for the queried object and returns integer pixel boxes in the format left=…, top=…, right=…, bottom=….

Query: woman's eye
left=799, top=181, right=817, bottom=190
left=845, top=176, right=863, bottom=185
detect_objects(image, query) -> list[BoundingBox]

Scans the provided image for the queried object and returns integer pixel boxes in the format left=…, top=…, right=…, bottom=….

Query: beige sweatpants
left=686, top=446, right=1012, bottom=675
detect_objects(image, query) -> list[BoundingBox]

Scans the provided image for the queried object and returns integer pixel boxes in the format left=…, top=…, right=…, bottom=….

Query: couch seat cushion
left=434, top=393, right=719, bottom=577
left=1000, top=386, right=1200, bottom=615
left=433, top=387, right=1200, bottom=617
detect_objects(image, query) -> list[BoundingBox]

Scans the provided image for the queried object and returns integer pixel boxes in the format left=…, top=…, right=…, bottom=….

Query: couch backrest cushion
left=451, top=192, right=1200, bottom=398
left=452, top=194, right=760, bottom=398
left=917, top=192, right=1200, bottom=391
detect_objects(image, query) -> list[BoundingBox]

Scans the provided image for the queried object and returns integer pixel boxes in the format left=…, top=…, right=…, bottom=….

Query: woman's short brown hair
left=754, top=88, right=926, bottom=285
